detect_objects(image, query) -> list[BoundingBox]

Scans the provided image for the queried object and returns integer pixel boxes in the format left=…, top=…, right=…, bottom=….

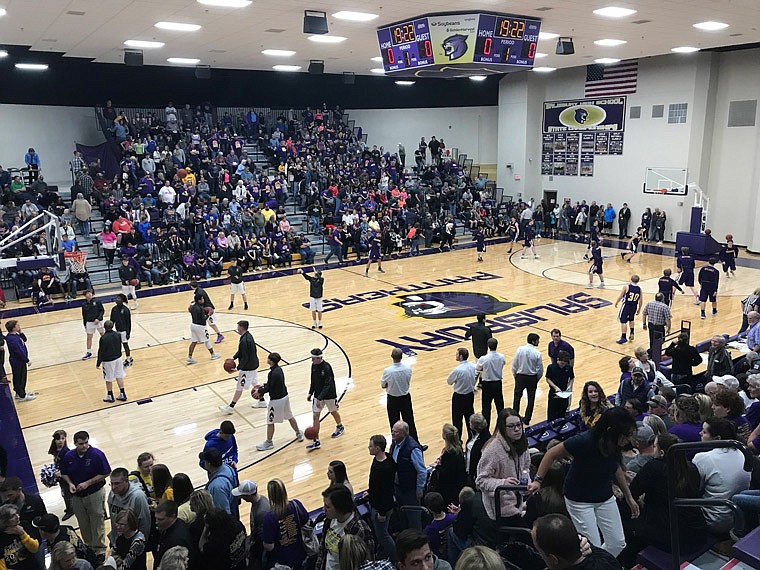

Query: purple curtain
left=76, top=142, right=120, bottom=180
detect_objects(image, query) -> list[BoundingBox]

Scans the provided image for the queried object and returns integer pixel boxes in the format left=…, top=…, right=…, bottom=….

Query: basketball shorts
left=190, top=323, right=211, bottom=348
left=588, top=264, right=603, bottom=275
left=121, top=285, right=136, bottom=298
left=267, top=395, right=294, bottom=424
left=312, top=398, right=339, bottom=414
left=237, top=369, right=258, bottom=391
left=85, top=321, right=105, bottom=335
left=309, top=297, right=323, bottom=312
left=369, top=251, right=381, bottom=261
left=102, top=358, right=125, bottom=382
left=678, top=271, right=694, bottom=287
left=118, top=331, right=129, bottom=343
left=206, top=309, right=218, bottom=326
left=230, top=282, right=245, bottom=295
left=618, top=305, right=637, bottom=323
left=699, top=288, right=717, bottom=303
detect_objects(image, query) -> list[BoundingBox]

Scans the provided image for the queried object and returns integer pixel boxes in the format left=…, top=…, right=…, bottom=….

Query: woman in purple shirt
left=5, top=320, right=33, bottom=401
left=262, top=479, right=308, bottom=570
left=668, top=395, right=703, bottom=442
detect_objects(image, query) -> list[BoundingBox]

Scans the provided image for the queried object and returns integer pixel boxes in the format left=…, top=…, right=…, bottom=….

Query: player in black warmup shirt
left=473, top=224, right=486, bottom=262
left=190, top=280, right=224, bottom=344
left=698, top=257, right=720, bottom=319
left=720, top=237, right=739, bottom=277
left=298, top=269, right=325, bottom=329
left=227, top=258, right=248, bottom=310
left=219, top=320, right=260, bottom=414
left=657, top=268, right=683, bottom=306
left=677, top=246, right=699, bottom=303
left=110, top=294, right=133, bottom=367
left=187, top=296, right=221, bottom=365
left=81, top=290, right=105, bottom=360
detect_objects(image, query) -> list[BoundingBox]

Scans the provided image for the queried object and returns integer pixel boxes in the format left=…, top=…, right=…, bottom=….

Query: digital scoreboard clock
left=376, top=12, right=542, bottom=77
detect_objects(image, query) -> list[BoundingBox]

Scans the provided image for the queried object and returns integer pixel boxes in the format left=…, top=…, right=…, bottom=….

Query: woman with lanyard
left=475, top=408, right=531, bottom=526
left=528, top=407, right=639, bottom=556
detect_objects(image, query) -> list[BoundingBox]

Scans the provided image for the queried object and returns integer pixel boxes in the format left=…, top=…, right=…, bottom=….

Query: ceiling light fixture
left=307, top=35, right=347, bottom=43
left=595, top=57, right=621, bottom=64
left=532, top=66, right=557, bottom=72
left=155, top=22, right=202, bottom=32
left=15, top=63, right=48, bottom=70
left=593, top=6, right=637, bottom=18
left=262, top=49, right=296, bottom=56
left=469, top=75, right=487, bottom=81
left=594, top=38, right=627, bottom=46
left=671, top=46, right=700, bottom=53
left=693, top=21, right=729, bottom=31
left=196, top=0, right=252, bottom=7
left=370, top=67, right=385, bottom=74
left=124, top=40, right=165, bottom=48
left=534, top=52, right=549, bottom=58
left=167, top=57, right=201, bottom=64
left=0, top=50, right=7, bottom=57
left=370, top=56, right=383, bottom=62
left=332, top=11, right=378, bottom=22
left=0, top=8, right=6, bottom=17
left=273, top=64, right=302, bottom=71
left=395, top=80, right=415, bottom=85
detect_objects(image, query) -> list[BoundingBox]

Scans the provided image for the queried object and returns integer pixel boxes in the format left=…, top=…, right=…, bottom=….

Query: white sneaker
left=218, top=404, right=234, bottom=414
left=186, top=357, right=198, bottom=365
left=534, top=255, right=540, bottom=259
left=597, top=283, right=606, bottom=289
left=256, top=440, right=274, bottom=451
left=585, top=284, right=594, bottom=289
left=252, top=400, right=267, bottom=408
left=21, top=393, right=36, bottom=401
left=296, top=431, right=304, bottom=442
left=211, top=353, right=221, bottom=360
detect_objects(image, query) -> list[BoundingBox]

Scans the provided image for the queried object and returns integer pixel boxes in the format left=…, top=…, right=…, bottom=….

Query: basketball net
left=64, top=250, right=87, bottom=273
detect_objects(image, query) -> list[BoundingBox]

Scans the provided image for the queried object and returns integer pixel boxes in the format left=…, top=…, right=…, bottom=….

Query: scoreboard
left=376, top=12, right=542, bottom=77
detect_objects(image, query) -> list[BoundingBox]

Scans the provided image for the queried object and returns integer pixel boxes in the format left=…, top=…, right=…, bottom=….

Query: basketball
left=726, top=233, right=733, bottom=241
left=250, top=384, right=263, bottom=399
left=204, top=306, right=214, bottom=317
left=223, top=358, right=237, bottom=373
left=129, top=279, right=139, bottom=286
left=304, top=426, right=319, bottom=441
left=177, top=168, right=187, bottom=179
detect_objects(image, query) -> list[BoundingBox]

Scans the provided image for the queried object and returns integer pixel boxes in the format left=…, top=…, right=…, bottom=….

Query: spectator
left=615, top=367, right=653, bottom=406
left=72, top=194, right=92, bottom=239
left=50, top=541, right=93, bottom=570
left=338, top=534, right=394, bottom=570
left=432, top=424, right=467, bottom=507
left=315, top=485, right=374, bottom=570
left=578, top=381, right=613, bottom=428
left=326, top=461, right=353, bottom=496
left=706, top=335, right=733, bottom=379
left=31, top=513, right=96, bottom=567
left=366, top=434, right=396, bottom=562
left=390, top=420, right=427, bottom=531
left=664, top=333, right=702, bottom=386
left=0, top=504, right=40, bottom=569
left=111, top=509, right=147, bottom=570
left=423, top=492, right=456, bottom=560
left=531, top=514, right=620, bottom=570
left=154, top=501, right=192, bottom=570
left=522, top=467, right=568, bottom=529
left=545, top=350, right=574, bottom=421
left=623, top=423, right=656, bottom=474
left=171, top=474, right=195, bottom=525
left=395, top=529, right=452, bottom=570
left=200, top=448, right=237, bottom=516
left=231, top=480, right=270, bottom=570
left=712, top=388, right=750, bottom=440
left=261, top=479, right=308, bottom=570
left=106, top=468, right=151, bottom=546
left=646, top=394, right=674, bottom=429
left=668, top=395, right=704, bottom=442
left=464, top=414, right=490, bottom=488
left=197, top=507, right=247, bottom=570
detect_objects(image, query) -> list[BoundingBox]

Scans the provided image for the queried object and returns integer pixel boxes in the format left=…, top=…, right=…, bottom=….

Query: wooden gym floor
left=13, top=237, right=757, bottom=521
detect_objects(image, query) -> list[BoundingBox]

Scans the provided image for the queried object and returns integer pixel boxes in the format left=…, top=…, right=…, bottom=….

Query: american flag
left=585, top=60, right=638, bottom=97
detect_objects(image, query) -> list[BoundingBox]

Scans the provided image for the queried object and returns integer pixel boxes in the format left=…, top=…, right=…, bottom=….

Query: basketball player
left=187, top=296, right=221, bottom=365
left=698, top=257, right=720, bottom=319
left=96, top=320, right=126, bottom=403
left=118, top=256, right=139, bottom=310
left=586, top=241, right=605, bottom=289
left=227, top=258, right=248, bottom=310
left=219, top=320, right=261, bottom=414
left=620, top=227, right=643, bottom=263
left=657, top=268, right=683, bottom=306
left=614, top=274, right=642, bottom=344
left=720, top=237, right=738, bottom=277
left=365, top=230, right=384, bottom=277
left=111, top=294, right=133, bottom=367
left=81, top=289, right=105, bottom=360
left=297, top=268, right=324, bottom=329
left=305, top=347, right=344, bottom=451
left=254, top=352, right=304, bottom=451
left=505, top=216, right=519, bottom=254
left=520, top=219, right=539, bottom=259
left=473, top=224, right=486, bottom=262
left=190, top=279, right=224, bottom=343
left=584, top=220, right=600, bottom=260
left=676, top=246, right=699, bottom=304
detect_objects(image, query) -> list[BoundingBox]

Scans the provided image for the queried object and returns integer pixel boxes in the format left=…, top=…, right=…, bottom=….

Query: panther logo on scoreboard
left=394, top=291, right=522, bottom=319
left=442, top=34, right=469, bottom=60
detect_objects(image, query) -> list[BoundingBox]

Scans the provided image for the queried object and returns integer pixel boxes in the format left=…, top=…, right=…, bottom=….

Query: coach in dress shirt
left=548, top=328, right=575, bottom=366
left=447, top=347, right=477, bottom=439
left=512, top=333, right=544, bottom=425
left=381, top=348, right=426, bottom=450
left=476, top=338, right=507, bottom=428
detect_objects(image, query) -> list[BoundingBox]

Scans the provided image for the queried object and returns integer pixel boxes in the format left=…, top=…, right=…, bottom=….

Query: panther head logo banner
left=394, top=292, right=523, bottom=319
left=442, top=34, right=469, bottom=60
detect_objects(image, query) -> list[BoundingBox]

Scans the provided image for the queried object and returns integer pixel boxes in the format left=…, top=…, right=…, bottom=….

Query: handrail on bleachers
left=666, top=440, right=753, bottom=570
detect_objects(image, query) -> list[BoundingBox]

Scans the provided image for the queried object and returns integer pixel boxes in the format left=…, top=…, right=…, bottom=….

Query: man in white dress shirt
left=512, top=333, right=544, bottom=425
left=447, top=347, right=477, bottom=440
left=381, top=348, right=426, bottom=450
left=475, top=337, right=507, bottom=428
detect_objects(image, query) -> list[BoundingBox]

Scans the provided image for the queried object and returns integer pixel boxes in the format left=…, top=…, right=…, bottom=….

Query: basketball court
left=11, top=236, right=758, bottom=519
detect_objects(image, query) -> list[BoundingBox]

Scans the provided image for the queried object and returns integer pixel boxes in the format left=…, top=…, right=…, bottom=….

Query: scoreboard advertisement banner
left=377, top=11, right=541, bottom=77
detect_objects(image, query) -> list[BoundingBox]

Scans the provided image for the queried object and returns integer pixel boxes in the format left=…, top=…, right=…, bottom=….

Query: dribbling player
left=190, top=280, right=224, bottom=344
left=219, top=320, right=262, bottom=414
left=586, top=241, right=605, bottom=289
left=97, top=320, right=127, bottom=403
left=614, top=274, right=642, bottom=344
left=187, top=296, right=221, bottom=365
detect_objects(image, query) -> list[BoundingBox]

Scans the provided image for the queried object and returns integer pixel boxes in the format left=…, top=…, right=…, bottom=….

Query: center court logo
left=393, top=292, right=523, bottom=319
left=559, top=105, right=607, bottom=129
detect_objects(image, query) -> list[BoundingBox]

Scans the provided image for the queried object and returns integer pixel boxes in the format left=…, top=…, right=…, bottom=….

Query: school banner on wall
left=541, top=97, right=626, bottom=176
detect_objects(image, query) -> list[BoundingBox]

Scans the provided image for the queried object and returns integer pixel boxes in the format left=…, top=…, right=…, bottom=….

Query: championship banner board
left=541, top=97, right=626, bottom=176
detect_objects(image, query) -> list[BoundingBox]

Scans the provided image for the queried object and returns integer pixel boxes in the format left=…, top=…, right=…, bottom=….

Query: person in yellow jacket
left=0, top=504, right=40, bottom=570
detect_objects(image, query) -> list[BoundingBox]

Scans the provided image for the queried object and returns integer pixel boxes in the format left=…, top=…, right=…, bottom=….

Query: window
left=668, top=103, right=688, bottom=124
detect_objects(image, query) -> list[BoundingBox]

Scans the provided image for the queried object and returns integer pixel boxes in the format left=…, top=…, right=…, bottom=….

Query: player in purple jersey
left=614, top=274, right=642, bottom=344
left=586, top=241, right=605, bottom=289
left=365, top=231, right=384, bottom=277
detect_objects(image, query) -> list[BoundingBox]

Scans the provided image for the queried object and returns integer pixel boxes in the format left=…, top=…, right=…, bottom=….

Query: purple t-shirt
left=668, top=422, right=702, bottom=442
left=262, top=499, right=308, bottom=568
left=60, top=446, right=111, bottom=496
left=424, top=514, right=456, bottom=557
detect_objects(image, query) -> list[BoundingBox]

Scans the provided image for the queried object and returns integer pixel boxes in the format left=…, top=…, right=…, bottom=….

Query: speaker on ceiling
left=308, top=60, right=324, bottom=75
left=343, top=72, right=355, bottom=85
left=124, top=49, right=143, bottom=66
left=556, top=37, right=575, bottom=55
left=195, top=65, right=211, bottom=79
left=303, top=10, right=328, bottom=34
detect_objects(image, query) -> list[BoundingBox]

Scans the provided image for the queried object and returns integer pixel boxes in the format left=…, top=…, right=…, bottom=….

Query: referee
left=642, top=292, right=672, bottom=354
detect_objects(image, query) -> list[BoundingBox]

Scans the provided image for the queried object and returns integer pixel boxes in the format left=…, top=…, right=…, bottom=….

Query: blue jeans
left=409, top=240, right=420, bottom=256
left=447, top=527, right=472, bottom=567
left=371, top=507, right=396, bottom=562
left=396, top=487, right=422, bottom=531
left=77, top=218, right=90, bottom=238
left=535, top=220, right=543, bottom=237
left=733, top=490, right=760, bottom=536
left=325, top=244, right=343, bottom=263
left=310, top=216, right=321, bottom=234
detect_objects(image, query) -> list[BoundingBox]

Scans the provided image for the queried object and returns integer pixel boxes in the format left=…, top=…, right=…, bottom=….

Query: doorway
left=543, top=190, right=558, bottom=207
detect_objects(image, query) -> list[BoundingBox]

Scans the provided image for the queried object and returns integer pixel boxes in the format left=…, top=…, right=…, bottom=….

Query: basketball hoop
left=64, top=250, right=87, bottom=273
left=657, top=188, right=668, bottom=195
